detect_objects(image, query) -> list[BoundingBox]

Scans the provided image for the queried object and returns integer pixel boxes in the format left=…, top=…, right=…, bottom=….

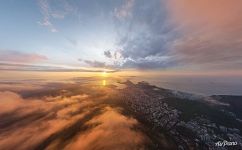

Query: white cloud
left=38, top=0, right=73, bottom=32
left=38, top=0, right=58, bottom=32
left=114, top=0, right=135, bottom=19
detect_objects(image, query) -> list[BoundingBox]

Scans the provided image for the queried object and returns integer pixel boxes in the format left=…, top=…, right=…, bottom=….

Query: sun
left=101, top=71, right=107, bottom=77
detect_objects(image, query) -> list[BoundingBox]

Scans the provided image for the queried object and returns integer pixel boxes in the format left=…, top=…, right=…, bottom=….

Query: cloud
left=79, top=58, right=123, bottom=71
left=0, top=91, right=25, bottom=113
left=112, top=0, right=178, bottom=69
left=0, top=90, right=94, bottom=150
left=65, top=37, right=78, bottom=46
left=114, top=0, right=135, bottom=19
left=0, top=62, right=116, bottom=72
left=38, top=0, right=73, bottom=32
left=0, top=50, right=47, bottom=63
left=122, top=56, right=174, bottom=69
left=111, top=0, right=242, bottom=70
left=166, top=0, right=242, bottom=69
left=38, top=0, right=58, bottom=32
left=0, top=83, right=148, bottom=150
left=79, top=59, right=107, bottom=68
left=113, top=51, right=122, bottom=60
left=64, top=106, right=146, bottom=150
left=104, top=50, right=112, bottom=58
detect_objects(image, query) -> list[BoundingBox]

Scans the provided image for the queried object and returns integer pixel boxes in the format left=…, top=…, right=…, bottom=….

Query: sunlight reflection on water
left=102, top=80, right=106, bottom=86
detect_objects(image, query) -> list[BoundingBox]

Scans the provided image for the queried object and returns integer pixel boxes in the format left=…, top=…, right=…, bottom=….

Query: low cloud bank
left=0, top=89, right=146, bottom=150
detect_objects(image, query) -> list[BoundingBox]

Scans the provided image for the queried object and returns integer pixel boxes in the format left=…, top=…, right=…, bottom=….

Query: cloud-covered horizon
left=0, top=62, right=117, bottom=73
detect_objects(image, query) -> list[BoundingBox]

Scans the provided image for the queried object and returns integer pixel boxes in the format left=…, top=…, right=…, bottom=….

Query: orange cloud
left=166, top=0, right=242, bottom=69
left=0, top=91, right=24, bottom=113
left=0, top=91, right=93, bottom=150
left=0, top=50, right=47, bottom=63
left=168, top=0, right=242, bottom=29
left=0, top=90, right=147, bottom=150
left=64, top=106, right=147, bottom=150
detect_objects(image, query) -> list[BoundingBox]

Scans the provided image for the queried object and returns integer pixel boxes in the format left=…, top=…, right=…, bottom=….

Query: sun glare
left=101, top=71, right=107, bottom=77
left=102, top=80, right=106, bottom=86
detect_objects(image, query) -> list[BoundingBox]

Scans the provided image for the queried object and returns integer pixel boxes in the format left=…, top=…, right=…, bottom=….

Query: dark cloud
left=81, top=59, right=106, bottom=68
left=104, top=50, right=112, bottom=58
left=78, top=58, right=118, bottom=71
left=122, top=56, right=175, bottom=70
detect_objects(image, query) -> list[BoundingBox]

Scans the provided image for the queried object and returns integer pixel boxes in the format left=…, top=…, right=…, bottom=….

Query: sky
left=0, top=0, right=242, bottom=73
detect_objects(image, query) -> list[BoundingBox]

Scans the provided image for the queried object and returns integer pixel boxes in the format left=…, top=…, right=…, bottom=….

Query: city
left=118, top=81, right=242, bottom=149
